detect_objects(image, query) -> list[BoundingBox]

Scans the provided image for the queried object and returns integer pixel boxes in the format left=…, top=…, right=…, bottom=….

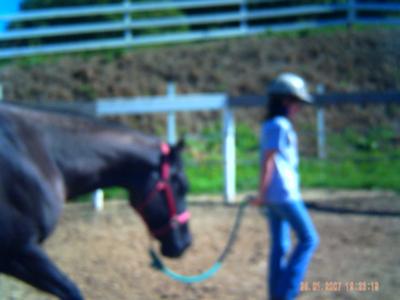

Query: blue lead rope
left=149, top=198, right=251, bottom=284
left=150, top=248, right=222, bottom=283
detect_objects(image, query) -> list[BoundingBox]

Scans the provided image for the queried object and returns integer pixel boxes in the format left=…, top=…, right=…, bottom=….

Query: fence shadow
left=188, top=197, right=400, bottom=218
left=306, top=201, right=400, bottom=218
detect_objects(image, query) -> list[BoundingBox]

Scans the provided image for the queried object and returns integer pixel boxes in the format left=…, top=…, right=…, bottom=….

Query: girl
left=256, top=73, right=319, bottom=300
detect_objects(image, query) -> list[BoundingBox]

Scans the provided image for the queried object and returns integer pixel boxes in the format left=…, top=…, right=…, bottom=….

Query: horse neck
left=50, top=130, right=161, bottom=199
left=3, top=104, right=162, bottom=199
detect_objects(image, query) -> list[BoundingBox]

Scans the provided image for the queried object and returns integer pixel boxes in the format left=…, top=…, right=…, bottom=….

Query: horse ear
left=166, top=138, right=185, bottom=163
left=175, top=138, right=185, bottom=152
left=168, top=138, right=185, bottom=162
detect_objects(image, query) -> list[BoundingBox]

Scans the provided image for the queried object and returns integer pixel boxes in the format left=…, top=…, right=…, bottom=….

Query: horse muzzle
left=161, top=223, right=192, bottom=258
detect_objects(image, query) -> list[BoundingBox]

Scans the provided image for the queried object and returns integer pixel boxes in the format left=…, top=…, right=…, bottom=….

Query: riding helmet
left=267, top=73, right=313, bottom=103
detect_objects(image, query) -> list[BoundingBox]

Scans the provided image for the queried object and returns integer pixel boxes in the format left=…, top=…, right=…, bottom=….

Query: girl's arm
left=253, top=150, right=276, bottom=206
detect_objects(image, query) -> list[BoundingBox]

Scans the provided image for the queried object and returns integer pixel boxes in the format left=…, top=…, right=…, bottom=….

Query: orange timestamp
left=300, top=280, right=380, bottom=292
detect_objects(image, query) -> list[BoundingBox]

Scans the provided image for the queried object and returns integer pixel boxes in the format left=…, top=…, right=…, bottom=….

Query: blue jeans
left=266, top=201, right=319, bottom=300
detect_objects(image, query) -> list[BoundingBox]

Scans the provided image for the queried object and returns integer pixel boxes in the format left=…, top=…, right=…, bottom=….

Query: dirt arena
left=1, top=189, right=399, bottom=300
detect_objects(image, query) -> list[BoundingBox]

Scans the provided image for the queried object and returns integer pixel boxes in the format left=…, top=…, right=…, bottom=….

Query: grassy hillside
left=2, top=27, right=400, bottom=99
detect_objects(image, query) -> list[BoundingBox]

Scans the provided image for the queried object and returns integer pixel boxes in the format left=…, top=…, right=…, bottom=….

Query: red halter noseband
left=134, top=143, right=190, bottom=238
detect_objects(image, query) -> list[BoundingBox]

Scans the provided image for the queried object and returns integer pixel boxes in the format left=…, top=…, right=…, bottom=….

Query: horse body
left=0, top=103, right=191, bottom=300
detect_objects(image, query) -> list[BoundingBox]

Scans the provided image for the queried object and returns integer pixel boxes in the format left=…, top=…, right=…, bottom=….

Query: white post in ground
left=316, top=84, right=327, bottom=159
left=92, top=189, right=104, bottom=211
left=92, top=73, right=104, bottom=211
left=0, top=83, right=104, bottom=210
left=167, top=82, right=177, bottom=144
left=222, top=105, right=236, bottom=203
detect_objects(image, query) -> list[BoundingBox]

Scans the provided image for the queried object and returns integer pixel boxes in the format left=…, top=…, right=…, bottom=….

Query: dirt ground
left=1, top=189, right=399, bottom=300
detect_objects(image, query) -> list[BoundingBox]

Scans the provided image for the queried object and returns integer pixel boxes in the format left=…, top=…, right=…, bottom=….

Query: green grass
left=301, top=156, right=400, bottom=191
left=185, top=123, right=400, bottom=194
left=186, top=155, right=400, bottom=195
left=186, top=155, right=400, bottom=194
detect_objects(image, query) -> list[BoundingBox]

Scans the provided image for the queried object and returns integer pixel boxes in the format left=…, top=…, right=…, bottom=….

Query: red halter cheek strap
left=160, top=142, right=171, bottom=178
left=134, top=142, right=191, bottom=238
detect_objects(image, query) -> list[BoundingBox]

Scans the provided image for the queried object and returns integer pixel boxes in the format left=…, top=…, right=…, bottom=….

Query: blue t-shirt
left=260, top=116, right=301, bottom=203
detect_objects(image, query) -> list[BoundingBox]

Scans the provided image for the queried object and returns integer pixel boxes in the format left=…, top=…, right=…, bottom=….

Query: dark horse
left=0, top=102, right=192, bottom=299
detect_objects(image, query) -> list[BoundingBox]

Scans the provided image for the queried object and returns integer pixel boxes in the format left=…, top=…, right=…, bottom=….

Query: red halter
left=134, top=143, right=190, bottom=238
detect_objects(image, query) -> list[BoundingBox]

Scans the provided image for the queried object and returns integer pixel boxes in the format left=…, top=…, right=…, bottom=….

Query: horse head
left=130, top=139, right=192, bottom=258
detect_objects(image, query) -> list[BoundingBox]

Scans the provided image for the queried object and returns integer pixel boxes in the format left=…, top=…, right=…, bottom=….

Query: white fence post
left=316, top=84, right=326, bottom=159
left=222, top=104, right=236, bottom=203
left=240, top=0, right=248, bottom=33
left=347, top=0, right=356, bottom=26
left=124, top=0, right=133, bottom=41
left=166, top=82, right=177, bottom=144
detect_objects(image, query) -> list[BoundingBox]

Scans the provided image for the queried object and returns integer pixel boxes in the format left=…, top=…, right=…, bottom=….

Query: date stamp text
left=300, top=281, right=380, bottom=292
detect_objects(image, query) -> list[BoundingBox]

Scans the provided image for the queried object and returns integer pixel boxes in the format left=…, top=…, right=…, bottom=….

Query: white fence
left=1, top=0, right=400, bottom=59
